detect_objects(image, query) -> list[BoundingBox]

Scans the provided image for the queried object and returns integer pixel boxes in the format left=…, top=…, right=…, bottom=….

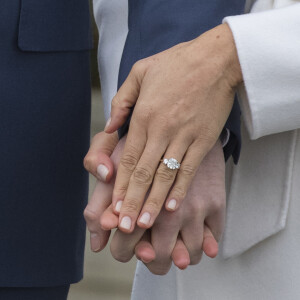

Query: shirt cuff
left=220, top=128, right=230, bottom=147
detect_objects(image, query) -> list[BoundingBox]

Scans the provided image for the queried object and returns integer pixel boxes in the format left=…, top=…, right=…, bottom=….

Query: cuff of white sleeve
left=223, top=4, right=300, bottom=140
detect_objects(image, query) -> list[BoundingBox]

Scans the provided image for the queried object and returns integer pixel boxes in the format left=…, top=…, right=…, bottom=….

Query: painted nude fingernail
left=104, top=117, right=111, bottom=130
left=120, top=216, right=131, bottom=230
left=90, top=233, right=101, bottom=252
left=115, top=201, right=123, bottom=213
left=167, top=199, right=177, bottom=210
left=139, top=212, right=151, bottom=225
left=97, top=164, right=109, bottom=181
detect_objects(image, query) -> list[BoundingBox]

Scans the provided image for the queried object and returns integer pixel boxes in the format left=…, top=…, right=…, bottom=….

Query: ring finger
left=135, top=138, right=192, bottom=229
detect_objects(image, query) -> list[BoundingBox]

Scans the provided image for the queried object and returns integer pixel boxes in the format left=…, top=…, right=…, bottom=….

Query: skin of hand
left=83, top=131, right=119, bottom=251
left=94, top=135, right=226, bottom=275
left=83, top=131, right=119, bottom=183
left=83, top=133, right=225, bottom=274
left=104, top=23, right=242, bottom=233
left=84, top=134, right=195, bottom=266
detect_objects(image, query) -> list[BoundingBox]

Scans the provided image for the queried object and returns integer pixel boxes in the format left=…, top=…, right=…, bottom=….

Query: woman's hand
left=106, top=139, right=226, bottom=275
left=105, top=24, right=241, bottom=232
left=84, top=134, right=197, bottom=268
left=83, top=133, right=225, bottom=274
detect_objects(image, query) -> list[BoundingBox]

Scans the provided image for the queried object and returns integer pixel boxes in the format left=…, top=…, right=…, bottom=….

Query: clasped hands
left=84, top=24, right=242, bottom=274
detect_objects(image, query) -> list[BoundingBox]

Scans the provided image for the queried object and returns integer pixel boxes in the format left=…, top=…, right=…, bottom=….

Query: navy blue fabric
left=0, top=0, right=91, bottom=286
left=118, top=0, right=245, bottom=163
left=18, top=0, right=92, bottom=52
left=0, top=285, right=70, bottom=300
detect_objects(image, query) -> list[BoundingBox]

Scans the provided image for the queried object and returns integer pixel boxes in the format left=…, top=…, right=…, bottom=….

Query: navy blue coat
left=118, top=0, right=246, bottom=163
left=0, top=0, right=92, bottom=286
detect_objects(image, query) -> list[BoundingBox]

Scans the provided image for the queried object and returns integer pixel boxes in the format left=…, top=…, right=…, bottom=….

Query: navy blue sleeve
left=223, top=97, right=241, bottom=163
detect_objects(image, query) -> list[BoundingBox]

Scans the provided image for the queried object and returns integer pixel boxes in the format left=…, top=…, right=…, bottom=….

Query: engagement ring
left=162, top=158, right=181, bottom=170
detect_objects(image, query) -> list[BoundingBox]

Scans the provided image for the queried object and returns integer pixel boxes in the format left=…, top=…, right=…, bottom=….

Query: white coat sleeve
left=223, top=2, right=300, bottom=140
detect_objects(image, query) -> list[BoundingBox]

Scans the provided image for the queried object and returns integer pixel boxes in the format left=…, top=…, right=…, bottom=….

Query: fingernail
left=167, top=199, right=177, bottom=210
left=104, top=117, right=111, bottom=130
left=120, top=216, right=131, bottom=230
left=97, top=164, right=109, bottom=181
left=115, top=200, right=123, bottom=213
left=139, top=212, right=151, bottom=225
left=90, top=233, right=101, bottom=252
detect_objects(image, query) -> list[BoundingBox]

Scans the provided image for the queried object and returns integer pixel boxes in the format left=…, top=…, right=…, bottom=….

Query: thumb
left=105, top=60, right=147, bottom=133
left=84, top=131, right=119, bottom=182
left=100, top=204, right=119, bottom=230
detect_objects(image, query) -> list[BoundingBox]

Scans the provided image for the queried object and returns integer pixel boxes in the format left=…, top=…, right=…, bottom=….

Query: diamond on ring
left=163, top=158, right=180, bottom=170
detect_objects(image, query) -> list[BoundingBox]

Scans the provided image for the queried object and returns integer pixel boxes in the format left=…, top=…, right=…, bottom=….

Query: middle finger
left=117, top=137, right=168, bottom=232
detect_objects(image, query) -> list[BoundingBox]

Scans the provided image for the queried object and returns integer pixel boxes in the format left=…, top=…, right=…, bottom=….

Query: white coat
left=93, top=0, right=300, bottom=298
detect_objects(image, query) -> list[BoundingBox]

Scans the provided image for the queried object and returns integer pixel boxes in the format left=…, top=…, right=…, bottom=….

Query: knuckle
left=132, top=166, right=153, bottom=186
left=132, top=59, right=146, bottom=74
left=92, top=131, right=105, bottom=141
left=83, top=208, right=99, bottom=224
left=131, top=61, right=140, bottom=73
left=188, top=199, right=205, bottom=214
left=120, top=149, right=139, bottom=171
left=210, top=195, right=226, bottom=212
left=111, top=94, right=129, bottom=114
left=113, top=184, right=127, bottom=198
left=179, top=164, right=197, bottom=178
left=146, top=198, right=163, bottom=212
left=196, top=128, right=218, bottom=148
left=111, top=95, right=119, bottom=109
left=83, top=154, right=97, bottom=172
left=171, top=185, right=186, bottom=201
left=93, top=132, right=117, bottom=154
left=156, top=167, right=176, bottom=183
left=123, top=198, right=139, bottom=213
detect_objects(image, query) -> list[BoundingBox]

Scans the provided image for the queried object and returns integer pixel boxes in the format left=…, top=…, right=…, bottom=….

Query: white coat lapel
left=220, top=0, right=299, bottom=259
left=220, top=126, right=298, bottom=259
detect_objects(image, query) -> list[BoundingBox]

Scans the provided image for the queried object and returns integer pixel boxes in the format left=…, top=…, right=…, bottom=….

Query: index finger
left=84, top=180, right=114, bottom=252
left=112, top=118, right=147, bottom=214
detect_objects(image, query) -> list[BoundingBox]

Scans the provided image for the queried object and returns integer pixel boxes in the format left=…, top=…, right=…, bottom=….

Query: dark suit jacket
left=0, top=0, right=92, bottom=286
left=118, top=0, right=246, bottom=163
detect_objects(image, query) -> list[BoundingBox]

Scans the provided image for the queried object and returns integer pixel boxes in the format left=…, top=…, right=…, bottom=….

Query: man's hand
left=102, top=138, right=226, bottom=275
left=83, top=131, right=119, bottom=251
left=83, top=131, right=118, bottom=183
left=104, top=24, right=241, bottom=233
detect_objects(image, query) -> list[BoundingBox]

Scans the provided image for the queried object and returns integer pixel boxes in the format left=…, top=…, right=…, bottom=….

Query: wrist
left=192, top=24, right=243, bottom=89
left=220, top=23, right=243, bottom=88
